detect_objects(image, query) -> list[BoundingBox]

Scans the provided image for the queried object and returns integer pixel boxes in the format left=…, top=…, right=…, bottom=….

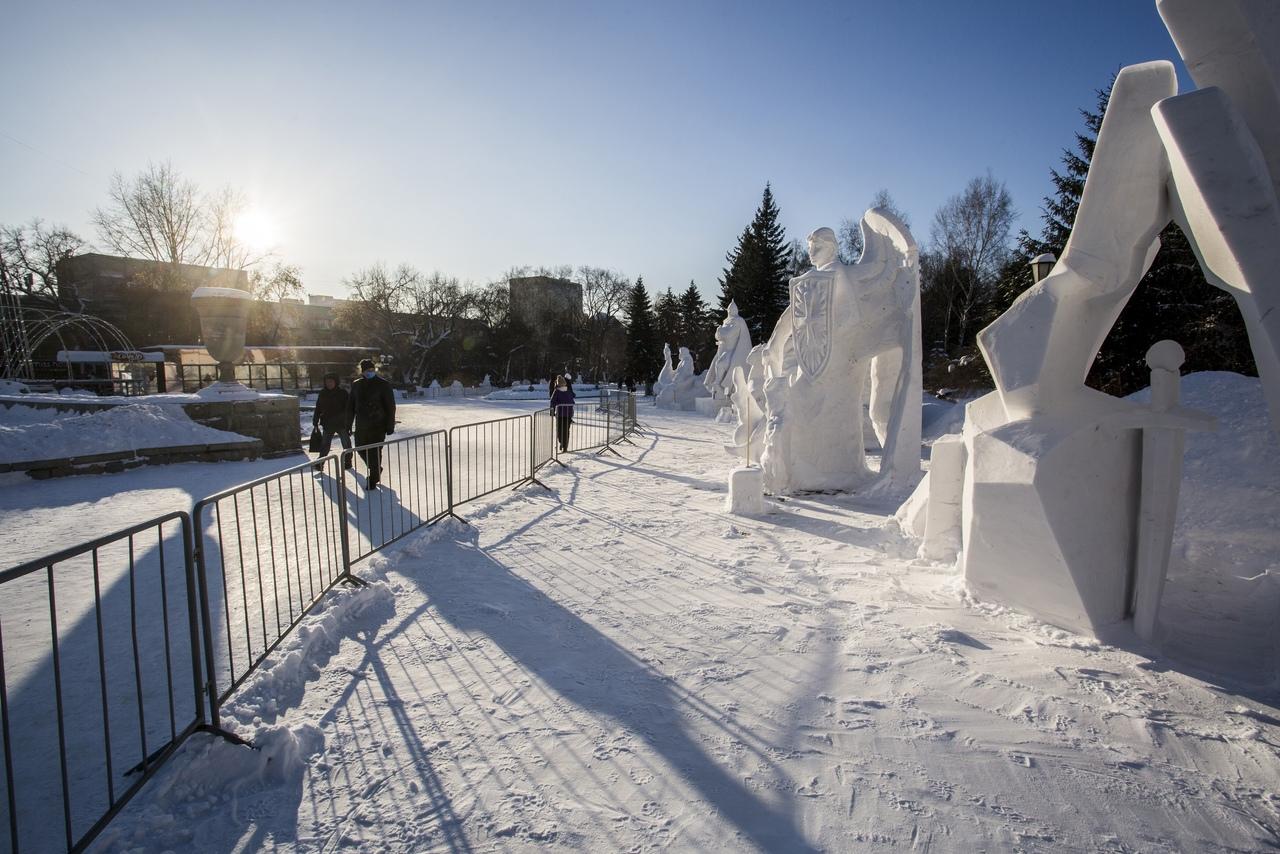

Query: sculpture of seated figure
left=758, top=211, right=921, bottom=493
left=704, top=301, right=753, bottom=401
left=657, top=346, right=708, bottom=410
left=653, top=343, right=675, bottom=400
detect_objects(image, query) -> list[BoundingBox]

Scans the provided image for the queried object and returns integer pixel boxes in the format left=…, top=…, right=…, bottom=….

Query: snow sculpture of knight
left=704, top=301, right=753, bottom=400
left=759, top=211, right=921, bottom=493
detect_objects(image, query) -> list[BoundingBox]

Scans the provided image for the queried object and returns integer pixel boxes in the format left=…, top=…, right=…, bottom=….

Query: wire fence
left=0, top=392, right=642, bottom=852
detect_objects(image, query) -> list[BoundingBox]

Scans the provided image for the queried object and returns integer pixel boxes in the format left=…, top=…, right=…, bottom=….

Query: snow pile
left=0, top=403, right=253, bottom=464
left=222, top=581, right=396, bottom=727
left=0, top=380, right=28, bottom=395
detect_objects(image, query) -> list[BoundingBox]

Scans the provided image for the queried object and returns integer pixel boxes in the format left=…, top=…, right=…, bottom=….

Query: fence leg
left=444, top=430, right=471, bottom=525
left=595, top=404, right=624, bottom=458
left=335, top=459, right=366, bottom=586
left=524, top=414, right=552, bottom=491
left=189, top=505, right=257, bottom=747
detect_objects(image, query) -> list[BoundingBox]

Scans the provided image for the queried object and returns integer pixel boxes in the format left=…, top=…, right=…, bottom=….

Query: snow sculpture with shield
left=703, top=301, right=753, bottom=400
left=758, top=210, right=921, bottom=493
left=898, top=0, right=1280, bottom=638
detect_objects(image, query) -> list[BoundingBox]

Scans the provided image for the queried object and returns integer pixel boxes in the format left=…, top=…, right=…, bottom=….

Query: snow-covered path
left=99, top=401, right=1280, bottom=852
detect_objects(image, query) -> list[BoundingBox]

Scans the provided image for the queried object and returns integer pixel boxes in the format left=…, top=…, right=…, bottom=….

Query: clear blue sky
left=3, top=0, right=1190, bottom=302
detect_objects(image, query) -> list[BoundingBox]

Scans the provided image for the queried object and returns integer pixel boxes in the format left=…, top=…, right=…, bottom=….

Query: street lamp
left=1029, top=253, right=1057, bottom=284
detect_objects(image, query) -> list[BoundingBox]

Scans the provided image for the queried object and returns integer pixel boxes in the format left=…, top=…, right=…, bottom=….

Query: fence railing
left=346, top=430, right=450, bottom=561
left=0, top=513, right=202, bottom=854
left=192, top=454, right=351, bottom=726
left=1, top=392, right=641, bottom=852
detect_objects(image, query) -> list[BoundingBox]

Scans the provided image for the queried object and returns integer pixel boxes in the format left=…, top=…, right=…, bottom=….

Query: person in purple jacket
left=549, top=374, right=575, bottom=452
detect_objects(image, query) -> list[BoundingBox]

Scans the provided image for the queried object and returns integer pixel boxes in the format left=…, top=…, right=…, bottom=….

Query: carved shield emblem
left=792, top=270, right=834, bottom=377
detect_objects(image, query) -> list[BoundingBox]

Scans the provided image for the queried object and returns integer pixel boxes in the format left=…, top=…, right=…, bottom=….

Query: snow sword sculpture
left=899, top=0, right=1280, bottom=639
left=757, top=210, right=922, bottom=493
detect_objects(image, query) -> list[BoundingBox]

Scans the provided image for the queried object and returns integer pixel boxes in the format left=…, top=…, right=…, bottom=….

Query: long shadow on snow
left=398, top=521, right=821, bottom=853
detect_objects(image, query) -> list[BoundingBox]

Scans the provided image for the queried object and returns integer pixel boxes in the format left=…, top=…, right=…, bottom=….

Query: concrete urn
left=191, top=286, right=256, bottom=398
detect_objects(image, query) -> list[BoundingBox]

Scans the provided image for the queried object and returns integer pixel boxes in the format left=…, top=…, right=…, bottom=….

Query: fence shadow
left=392, top=523, right=820, bottom=853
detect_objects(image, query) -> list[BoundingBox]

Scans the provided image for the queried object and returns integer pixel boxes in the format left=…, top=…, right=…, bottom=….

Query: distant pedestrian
left=550, top=374, right=575, bottom=453
left=311, top=372, right=353, bottom=472
left=346, top=358, right=396, bottom=488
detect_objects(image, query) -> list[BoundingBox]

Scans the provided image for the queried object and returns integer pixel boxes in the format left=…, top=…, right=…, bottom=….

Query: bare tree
left=92, top=162, right=268, bottom=284
left=406, top=271, right=472, bottom=383
left=577, top=266, right=630, bottom=378
left=928, top=173, right=1015, bottom=352
left=0, top=219, right=87, bottom=309
left=94, top=162, right=208, bottom=267
left=248, top=262, right=304, bottom=343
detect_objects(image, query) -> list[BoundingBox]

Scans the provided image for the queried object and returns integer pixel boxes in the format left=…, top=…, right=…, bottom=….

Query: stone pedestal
left=181, top=395, right=303, bottom=457
left=726, top=466, right=765, bottom=515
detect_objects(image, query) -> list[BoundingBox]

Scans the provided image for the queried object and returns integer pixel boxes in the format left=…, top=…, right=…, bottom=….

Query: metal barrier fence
left=0, top=513, right=203, bottom=853
left=346, top=430, right=450, bottom=561
left=448, top=414, right=537, bottom=505
left=2, top=391, right=642, bottom=851
left=192, top=454, right=351, bottom=726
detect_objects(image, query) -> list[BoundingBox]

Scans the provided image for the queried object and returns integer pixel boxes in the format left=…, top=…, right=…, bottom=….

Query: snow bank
left=486, top=384, right=607, bottom=401
left=0, top=403, right=253, bottom=464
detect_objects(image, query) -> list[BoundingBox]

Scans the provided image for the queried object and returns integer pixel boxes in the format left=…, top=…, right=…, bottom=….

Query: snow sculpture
left=725, top=353, right=765, bottom=462
left=656, top=346, right=709, bottom=410
left=479, top=373, right=492, bottom=390
left=654, top=343, right=675, bottom=399
left=757, top=212, right=921, bottom=493
left=901, top=0, right=1280, bottom=637
left=704, top=301, right=753, bottom=400
left=448, top=379, right=464, bottom=398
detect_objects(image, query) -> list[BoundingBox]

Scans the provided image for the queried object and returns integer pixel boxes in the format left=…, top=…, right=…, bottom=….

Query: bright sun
left=233, top=207, right=279, bottom=251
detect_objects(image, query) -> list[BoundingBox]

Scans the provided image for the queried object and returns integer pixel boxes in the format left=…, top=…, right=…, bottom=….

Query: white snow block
left=695, top=397, right=729, bottom=417
left=920, top=435, right=965, bottom=561
left=962, top=415, right=1141, bottom=635
left=726, top=466, right=765, bottom=515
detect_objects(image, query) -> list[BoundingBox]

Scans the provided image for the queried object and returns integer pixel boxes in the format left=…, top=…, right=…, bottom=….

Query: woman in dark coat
left=549, top=374, right=576, bottom=453
left=312, top=372, right=352, bottom=471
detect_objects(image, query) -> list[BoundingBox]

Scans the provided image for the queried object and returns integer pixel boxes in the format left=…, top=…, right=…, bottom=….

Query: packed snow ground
left=78, top=375, right=1280, bottom=852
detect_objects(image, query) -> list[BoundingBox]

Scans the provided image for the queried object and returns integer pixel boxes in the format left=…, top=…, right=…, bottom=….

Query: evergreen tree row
left=623, top=277, right=719, bottom=386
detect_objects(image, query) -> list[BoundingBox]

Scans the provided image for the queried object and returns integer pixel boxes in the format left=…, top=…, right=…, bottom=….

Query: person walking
left=346, top=358, right=396, bottom=488
left=311, top=372, right=353, bottom=472
left=550, top=373, right=575, bottom=453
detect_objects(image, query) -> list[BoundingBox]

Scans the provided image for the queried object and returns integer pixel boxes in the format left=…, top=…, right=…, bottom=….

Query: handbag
left=308, top=427, right=325, bottom=454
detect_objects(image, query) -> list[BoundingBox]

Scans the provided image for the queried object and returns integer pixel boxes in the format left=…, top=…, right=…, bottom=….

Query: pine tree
left=623, top=277, right=659, bottom=385
left=678, top=281, right=716, bottom=367
left=654, top=288, right=681, bottom=353
left=717, top=183, right=792, bottom=343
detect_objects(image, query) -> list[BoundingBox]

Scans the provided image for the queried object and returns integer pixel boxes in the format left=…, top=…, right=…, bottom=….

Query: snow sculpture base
left=196, top=381, right=260, bottom=401
left=695, top=397, right=730, bottom=417
left=726, top=466, right=765, bottom=515
left=962, top=409, right=1142, bottom=635
left=919, top=435, right=965, bottom=561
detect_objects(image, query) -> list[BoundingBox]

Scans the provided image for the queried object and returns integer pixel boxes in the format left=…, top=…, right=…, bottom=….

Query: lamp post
left=1029, top=252, right=1057, bottom=284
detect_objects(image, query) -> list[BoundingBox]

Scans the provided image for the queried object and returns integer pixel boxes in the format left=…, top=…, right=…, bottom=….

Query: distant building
left=509, top=276, right=583, bottom=329
left=54, top=253, right=356, bottom=348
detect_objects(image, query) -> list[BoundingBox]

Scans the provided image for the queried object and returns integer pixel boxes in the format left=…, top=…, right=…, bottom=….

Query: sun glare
left=233, top=207, right=279, bottom=251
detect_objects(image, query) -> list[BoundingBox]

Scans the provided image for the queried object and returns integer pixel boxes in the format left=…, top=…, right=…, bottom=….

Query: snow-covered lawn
left=86, top=379, right=1280, bottom=853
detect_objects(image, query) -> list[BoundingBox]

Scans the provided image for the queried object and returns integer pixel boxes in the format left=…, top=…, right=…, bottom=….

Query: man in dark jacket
left=312, top=372, right=352, bottom=472
left=345, top=358, right=396, bottom=488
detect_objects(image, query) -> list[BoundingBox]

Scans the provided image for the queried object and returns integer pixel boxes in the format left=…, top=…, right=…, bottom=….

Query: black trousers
left=354, top=430, right=386, bottom=480
left=555, top=415, right=572, bottom=451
